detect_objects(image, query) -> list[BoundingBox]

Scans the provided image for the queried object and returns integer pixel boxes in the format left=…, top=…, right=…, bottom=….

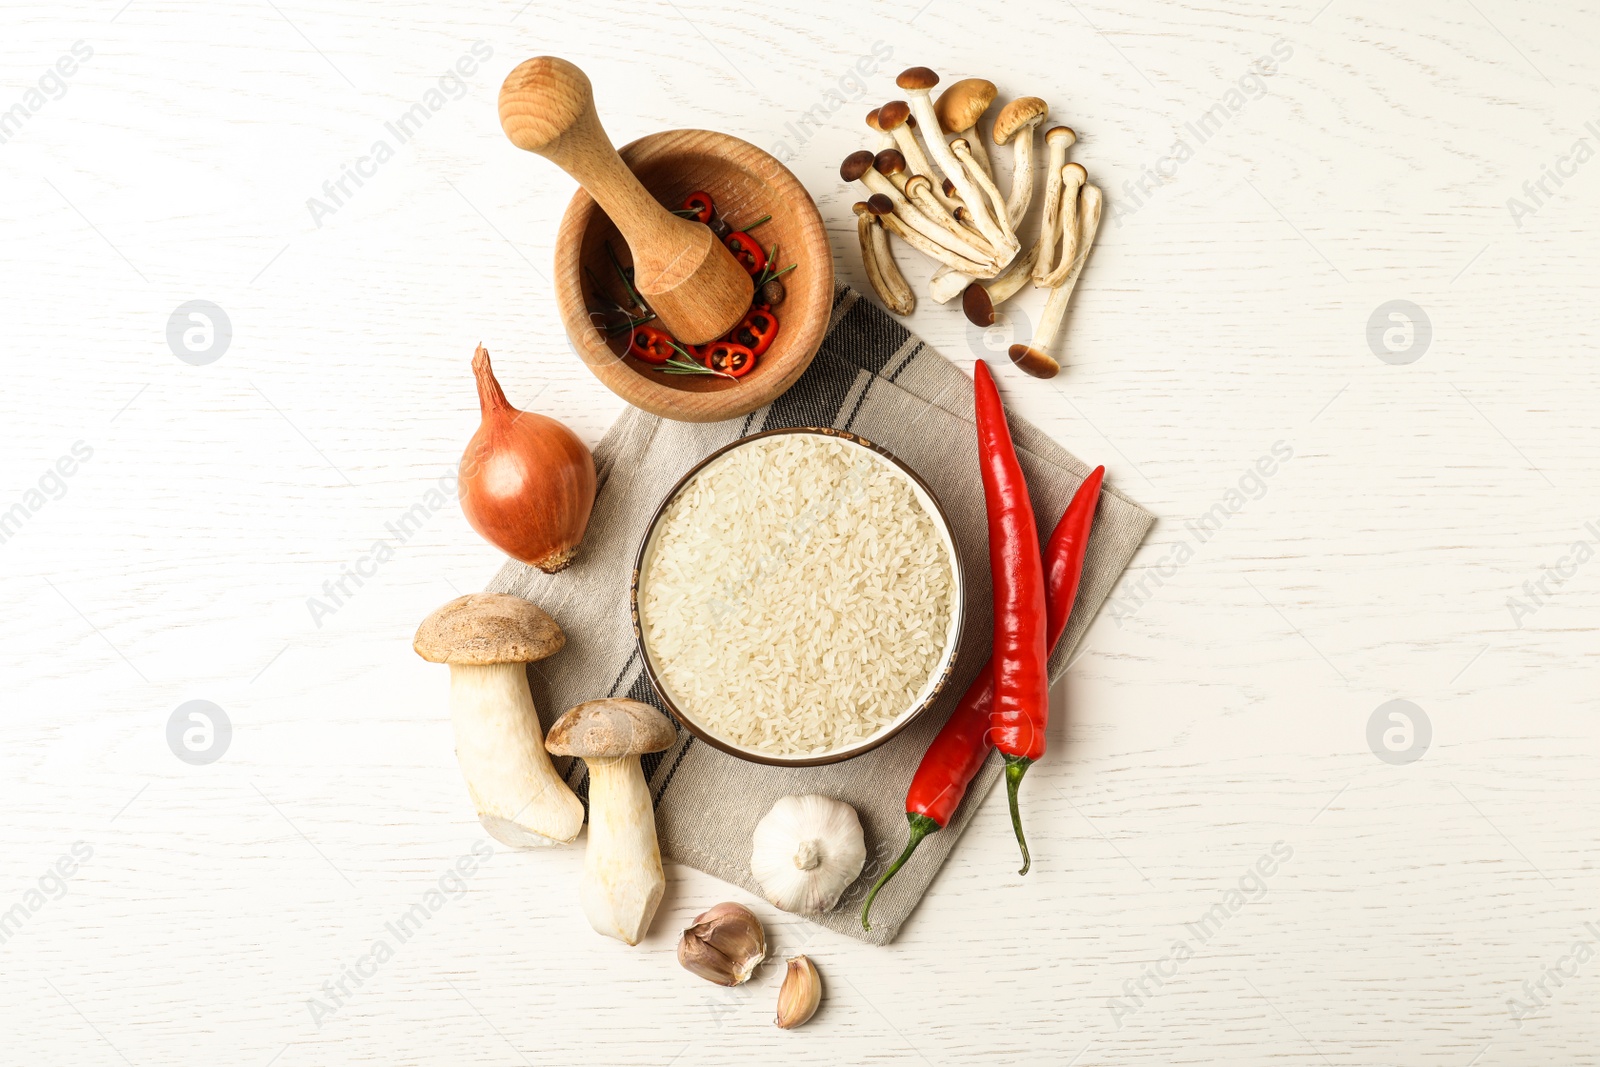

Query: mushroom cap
left=873, top=148, right=907, bottom=176
left=839, top=150, right=875, bottom=182
left=1009, top=344, right=1061, bottom=380
left=904, top=173, right=933, bottom=198
left=962, top=283, right=995, bottom=327
left=865, top=107, right=883, bottom=131
left=1046, top=125, right=1078, bottom=148
left=896, top=66, right=940, bottom=92
left=546, top=698, right=675, bottom=759
left=941, top=177, right=958, bottom=198
left=866, top=193, right=895, bottom=216
left=993, top=97, right=1049, bottom=145
left=1063, top=161, right=1088, bottom=185
left=414, top=593, right=564, bottom=665
left=878, top=100, right=912, bottom=131
left=934, top=78, right=997, bottom=133
left=852, top=201, right=873, bottom=218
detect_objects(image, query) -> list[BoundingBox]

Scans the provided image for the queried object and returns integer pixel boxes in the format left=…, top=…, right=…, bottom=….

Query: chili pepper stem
left=1004, top=756, right=1033, bottom=875
left=860, top=813, right=941, bottom=930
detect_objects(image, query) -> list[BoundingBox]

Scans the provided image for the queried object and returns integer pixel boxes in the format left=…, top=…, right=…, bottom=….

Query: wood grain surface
left=2, top=1, right=1597, bottom=1064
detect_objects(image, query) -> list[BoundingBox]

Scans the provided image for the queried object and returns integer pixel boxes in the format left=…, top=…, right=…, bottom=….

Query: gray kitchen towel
left=488, top=284, right=1154, bottom=945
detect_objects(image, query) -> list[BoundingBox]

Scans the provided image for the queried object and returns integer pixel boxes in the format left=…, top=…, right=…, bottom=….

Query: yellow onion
left=459, top=345, right=595, bottom=572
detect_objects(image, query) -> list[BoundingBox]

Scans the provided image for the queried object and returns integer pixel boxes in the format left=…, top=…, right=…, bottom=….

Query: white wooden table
left=4, top=1, right=1597, bottom=1063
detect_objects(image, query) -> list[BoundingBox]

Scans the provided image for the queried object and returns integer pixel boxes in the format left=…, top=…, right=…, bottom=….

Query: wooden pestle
left=499, top=57, right=754, bottom=345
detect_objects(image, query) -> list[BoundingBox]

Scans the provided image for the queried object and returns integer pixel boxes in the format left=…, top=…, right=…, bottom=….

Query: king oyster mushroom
left=414, top=593, right=584, bottom=849
left=545, top=698, right=676, bottom=945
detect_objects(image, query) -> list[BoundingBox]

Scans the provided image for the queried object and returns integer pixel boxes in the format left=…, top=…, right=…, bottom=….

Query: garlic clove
left=775, top=955, right=822, bottom=1030
left=751, top=795, right=867, bottom=914
left=677, top=902, right=767, bottom=986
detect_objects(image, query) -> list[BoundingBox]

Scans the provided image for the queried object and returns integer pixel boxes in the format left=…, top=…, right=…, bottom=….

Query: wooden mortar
left=499, top=56, right=832, bottom=423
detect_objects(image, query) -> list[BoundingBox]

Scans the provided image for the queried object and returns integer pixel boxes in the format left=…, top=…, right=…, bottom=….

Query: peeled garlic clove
left=775, top=955, right=822, bottom=1030
left=677, top=902, right=767, bottom=986
left=751, top=795, right=867, bottom=914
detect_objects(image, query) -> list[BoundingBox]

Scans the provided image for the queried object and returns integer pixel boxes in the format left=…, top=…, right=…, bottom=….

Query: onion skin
left=459, top=345, right=596, bottom=572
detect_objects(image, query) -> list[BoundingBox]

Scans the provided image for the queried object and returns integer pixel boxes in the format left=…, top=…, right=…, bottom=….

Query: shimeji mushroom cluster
left=845, top=68, right=1103, bottom=380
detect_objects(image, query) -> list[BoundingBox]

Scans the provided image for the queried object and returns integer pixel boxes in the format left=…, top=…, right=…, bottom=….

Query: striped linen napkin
left=489, top=284, right=1154, bottom=944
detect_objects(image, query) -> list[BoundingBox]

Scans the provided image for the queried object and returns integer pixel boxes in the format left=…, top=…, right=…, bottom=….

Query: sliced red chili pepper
left=681, top=190, right=714, bottom=224
left=705, top=341, right=756, bottom=377
left=733, top=307, right=779, bottom=356
left=628, top=325, right=675, bottom=365
left=723, top=231, right=767, bottom=276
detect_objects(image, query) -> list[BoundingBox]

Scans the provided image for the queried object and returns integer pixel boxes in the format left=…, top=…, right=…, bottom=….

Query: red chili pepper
left=682, top=190, right=714, bottom=224
left=973, top=360, right=1050, bottom=874
left=861, top=464, right=1104, bottom=928
left=733, top=306, right=779, bottom=356
left=704, top=341, right=755, bottom=377
left=628, top=325, right=675, bottom=365
left=724, top=231, right=767, bottom=276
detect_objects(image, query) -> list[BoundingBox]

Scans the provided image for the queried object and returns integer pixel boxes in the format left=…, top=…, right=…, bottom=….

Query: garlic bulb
left=678, top=902, right=766, bottom=986
left=750, top=795, right=867, bottom=914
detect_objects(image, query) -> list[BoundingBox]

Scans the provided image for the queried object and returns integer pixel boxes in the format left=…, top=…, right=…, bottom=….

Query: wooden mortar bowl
left=554, top=130, right=833, bottom=424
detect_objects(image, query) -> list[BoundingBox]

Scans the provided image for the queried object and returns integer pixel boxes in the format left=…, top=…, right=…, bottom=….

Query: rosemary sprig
left=605, top=240, right=647, bottom=312
left=753, top=254, right=795, bottom=291
left=603, top=313, right=655, bottom=335
left=652, top=341, right=735, bottom=380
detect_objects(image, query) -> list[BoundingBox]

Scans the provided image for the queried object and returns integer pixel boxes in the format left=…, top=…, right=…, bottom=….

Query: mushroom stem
left=1031, top=129, right=1078, bottom=285
left=1000, top=123, right=1040, bottom=228
left=855, top=203, right=914, bottom=315
left=904, top=173, right=988, bottom=252
left=993, top=98, right=1049, bottom=231
left=580, top=755, right=665, bottom=946
left=930, top=242, right=1037, bottom=305
left=450, top=664, right=584, bottom=848
left=844, top=153, right=996, bottom=265
left=897, top=72, right=1017, bottom=258
left=958, top=245, right=1041, bottom=323
left=961, top=128, right=992, bottom=178
left=951, top=137, right=1016, bottom=249
left=1040, top=164, right=1087, bottom=287
left=1011, top=183, right=1102, bottom=378
left=871, top=199, right=998, bottom=277
left=880, top=101, right=962, bottom=213
left=928, top=265, right=970, bottom=304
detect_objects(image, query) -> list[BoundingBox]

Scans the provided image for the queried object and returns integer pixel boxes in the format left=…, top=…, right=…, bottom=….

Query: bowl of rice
left=631, top=427, right=964, bottom=766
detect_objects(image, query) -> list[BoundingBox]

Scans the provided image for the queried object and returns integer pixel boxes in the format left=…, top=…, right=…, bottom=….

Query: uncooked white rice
left=640, top=433, right=954, bottom=757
